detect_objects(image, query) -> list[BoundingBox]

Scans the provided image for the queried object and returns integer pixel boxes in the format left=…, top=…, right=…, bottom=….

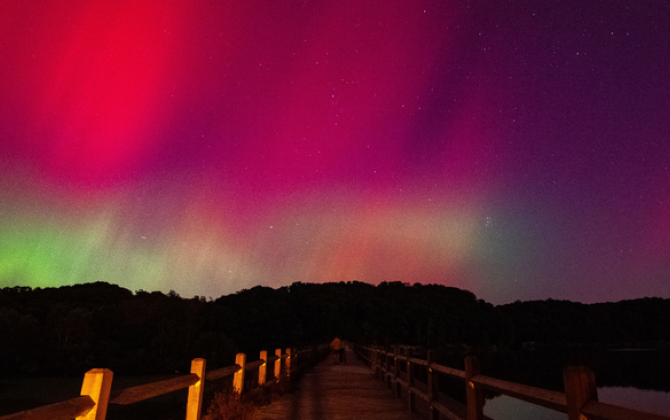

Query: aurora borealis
left=1, top=0, right=669, bottom=304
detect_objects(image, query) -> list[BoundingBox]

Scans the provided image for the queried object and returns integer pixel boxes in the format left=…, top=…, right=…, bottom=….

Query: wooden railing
left=353, top=344, right=670, bottom=420
left=0, top=343, right=330, bottom=420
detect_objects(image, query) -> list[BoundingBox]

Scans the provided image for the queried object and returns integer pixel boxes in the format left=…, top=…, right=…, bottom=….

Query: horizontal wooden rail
left=245, top=359, right=265, bottom=371
left=1, top=343, right=330, bottom=420
left=0, top=396, right=95, bottom=420
left=353, top=343, right=670, bottom=420
left=110, top=374, right=199, bottom=405
left=410, top=357, right=427, bottom=366
left=432, top=363, right=465, bottom=380
left=205, top=364, right=241, bottom=381
left=471, top=374, right=567, bottom=413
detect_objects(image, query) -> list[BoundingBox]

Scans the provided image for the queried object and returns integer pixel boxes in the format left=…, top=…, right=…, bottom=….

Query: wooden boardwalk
left=252, top=347, right=420, bottom=420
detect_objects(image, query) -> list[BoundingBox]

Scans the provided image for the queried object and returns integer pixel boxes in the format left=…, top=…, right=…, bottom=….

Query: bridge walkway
left=252, top=346, right=420, bottom=420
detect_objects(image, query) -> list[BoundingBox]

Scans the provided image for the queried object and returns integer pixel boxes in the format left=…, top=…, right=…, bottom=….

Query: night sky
left=1, top=0, right=669, bottom=304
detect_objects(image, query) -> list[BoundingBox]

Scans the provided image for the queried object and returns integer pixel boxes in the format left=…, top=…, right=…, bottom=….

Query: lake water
left=477, top=347, right=670, bottom=419
left=483, top=386, right=670, bottom=419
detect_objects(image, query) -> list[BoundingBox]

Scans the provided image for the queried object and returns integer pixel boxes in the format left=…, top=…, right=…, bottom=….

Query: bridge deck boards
left=252, top=348, right=420, bottom=420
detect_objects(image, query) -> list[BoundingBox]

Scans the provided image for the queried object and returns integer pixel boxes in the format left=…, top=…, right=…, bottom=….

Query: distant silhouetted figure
left=331, top=337, right=343, bottom=364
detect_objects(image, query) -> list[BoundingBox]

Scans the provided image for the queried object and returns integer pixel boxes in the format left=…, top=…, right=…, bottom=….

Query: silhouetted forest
left=1, top=281, right=669, bottom=378
left=499, top=298, right=670, bottom=349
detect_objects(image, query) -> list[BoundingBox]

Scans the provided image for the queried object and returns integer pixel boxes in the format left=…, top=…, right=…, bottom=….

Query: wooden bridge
left=252, top=346, right=416, bottom=420
left=2, top=343, right=669, bottom=420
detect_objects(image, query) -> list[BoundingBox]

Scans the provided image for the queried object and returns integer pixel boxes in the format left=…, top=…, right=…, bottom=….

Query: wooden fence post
left=377, top=346, right=383, bottom=379
left=285, top=348, right=292, bottom=380
left=406, top=348, right=415, bottom=412
left=465, top=355, right=483, bottom=420
left=259, top=350, right=267, bottom=386
left=393, top=346, right=400, bottom=378
left=563, top=366, right=598, bottom=420
left=370, top=346, right=375, bottom=369
left=186, top=358, right=206, bottom=420
left=394, top=346, right=401, bottom=397
left=274, top=348, right=282, bottom=382
left=77, top=368, right=113, bottom=420
left=388, top=349, right=393, bottom=388
left=427, top=350, right=439, bottom=420
left=373, top=345, right=384, bottom=381
left=233, top=353, right=246, bottom=395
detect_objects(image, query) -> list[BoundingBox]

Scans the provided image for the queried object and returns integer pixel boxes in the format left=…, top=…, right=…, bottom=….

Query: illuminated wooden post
left=427, top=351, right=439, bottom=420
left=274, top=348, right=282, bottom=381
left=186, top=358, right=206, bottom=420
left=285, top=348, right=292, bottom=381
left=233, top=353, right=246, bottom=395
left=564, top=366, right=598, bottom=420
left=406, top=348, right=415, bottom=412
left=259, top=351, right=267, bottom=386
left=77, top=369, right=113, bottom=420
left=465, top=355, right=484, bottom=420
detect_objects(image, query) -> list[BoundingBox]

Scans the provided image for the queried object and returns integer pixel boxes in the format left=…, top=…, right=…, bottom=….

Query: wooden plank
left=465, top=356, right=483, bottom=420
left=286, top=348, right=292, bottom=379
left=205, top=364, right=240, bottom=381
left=259, top=351, right=268, bottom=385
left=409, top=357, right=427, bottom=366
left=253, top=347, right=416, bottom=420
left=0, top=396, right=95, bottom=420
left=563, top=366, right=597, bottom=420
left=471, top=375, right=567, bottom=413
left=427, top=351, right=439, bottom=420
left=581, top=400, right=670, bottom=420
left=186, top=359, right=206, bottom=420
left=406, top=349, right=415, bottom=412
left=393, top=347, right=400, bottom=397
left=432, top=363, right=466, bottom=380
left=109, top=374, right=199, bottom=405
left=274, top=349, right=282, bottom=381
left=246, top=359, right=265, bottom=371
left=78, top=369, right=113, bottom=420
left=233, top=353, right=247, bottom=394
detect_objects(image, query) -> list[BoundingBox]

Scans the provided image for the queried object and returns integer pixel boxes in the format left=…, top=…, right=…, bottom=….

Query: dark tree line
left=486, top=298, right=670, bottom=391
left=499, top=298, right=670, bottom=349
left=0, top=281, right=508, bottom=376
left=1, top=281, right=669, bottom=378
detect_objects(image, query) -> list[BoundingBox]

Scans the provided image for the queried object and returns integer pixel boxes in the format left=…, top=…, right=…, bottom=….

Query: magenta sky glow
left=1, top=0, right=669, bottom=304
